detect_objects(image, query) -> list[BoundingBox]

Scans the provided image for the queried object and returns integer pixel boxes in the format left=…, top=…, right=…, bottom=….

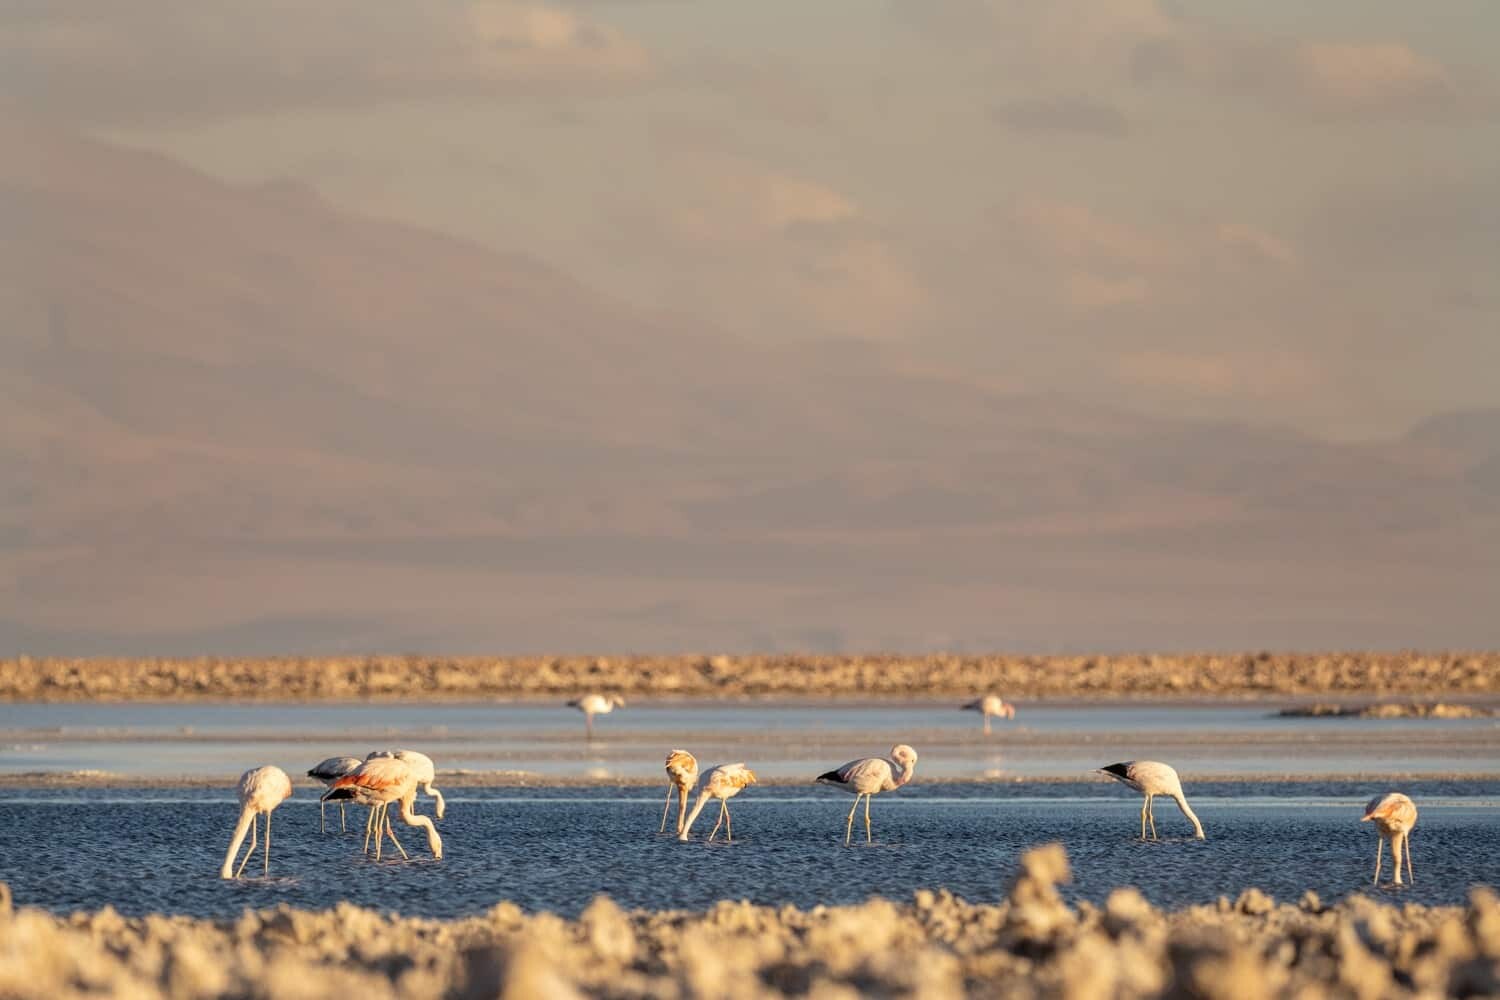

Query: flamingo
left=365, top=749, right=446, bottom=820
left=678, top=763, right=757, bottom=843
left=661, top=749, right=699, bottom=835
left=1362, top=792, right=1417, bottom=886
left=321, top=756, right=443, bottom=861
left=567, top=693, right=625, bottom=738
left=1097, top=760, right=1206, bottom=840
left=962, top=694, right=1016, bottom=735
left=219, top=765, right=293, bottom=879
left=816, top=744, right=919, bottom=845
left=308, top=756, right=362, bottom=832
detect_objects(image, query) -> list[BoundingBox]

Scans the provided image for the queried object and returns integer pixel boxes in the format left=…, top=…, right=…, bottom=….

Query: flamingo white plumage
left=567, top=693, right=625, bottom=738
left=1362, top=792, right=1417, bottom=886
left=1098, top=760, right=1206, bottom=840
left=962, top=694, right=1016, bottom=735
left=816, top=744, right=918, bottom=845
left=661, top=749, right=699, bottom=835
left=322, top=756, right=443, bottom=861
left=678, top=763, right=757, bottom=843
left=308, top=756, right=362, bottom=832
left=365, top=749, right=446, bottom=820
left=219, top=765, right=293, bottom=879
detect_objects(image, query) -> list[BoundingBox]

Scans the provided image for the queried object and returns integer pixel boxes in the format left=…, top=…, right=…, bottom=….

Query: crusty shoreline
left=1, top=845, right=1495, bottom=999
left=2, top=651, right=1495, bottom=701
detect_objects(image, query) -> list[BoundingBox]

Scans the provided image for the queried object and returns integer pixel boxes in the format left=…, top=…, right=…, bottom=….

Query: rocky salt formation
left=2, top=651, right=1495, bottom=701
left=1, top=847, right=1497, bottom=999
left=1280, top=703, right=1497, bottom=719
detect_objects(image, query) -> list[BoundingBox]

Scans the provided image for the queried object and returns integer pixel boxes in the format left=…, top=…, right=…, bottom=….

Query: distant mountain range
left=4, top=115, right=1496, bottom=654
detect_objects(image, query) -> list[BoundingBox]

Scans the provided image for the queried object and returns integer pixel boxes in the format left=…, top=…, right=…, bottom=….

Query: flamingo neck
left=1172, top=793, right=1205, bottom=840
left=219, top=805, right=256, bottom=879
left=893, top=759, right=916, bottom=788
left=679, top=789, right=713, bottom=841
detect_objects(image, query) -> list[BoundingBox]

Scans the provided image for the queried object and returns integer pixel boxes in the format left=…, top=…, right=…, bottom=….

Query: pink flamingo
left=962, top=694, right=1016, bottom=734
left=322, top=756, right=443, bottom=861
left=1362, top=792, right=1417, bottom=886
left=219, top=765, right=293, bottom=879
left=1097, top=760, right=1206, bottom=840
left=816, top=745, right=918, bottom=845
left=661, top=749, right=699, bottom=835
left=679, top=763, right=757, bottom=843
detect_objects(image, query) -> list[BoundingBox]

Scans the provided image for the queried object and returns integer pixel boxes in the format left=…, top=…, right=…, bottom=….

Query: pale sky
left=8, top=1, right=1497, bottom=438
left=4, top=2, right=1499, bottom=654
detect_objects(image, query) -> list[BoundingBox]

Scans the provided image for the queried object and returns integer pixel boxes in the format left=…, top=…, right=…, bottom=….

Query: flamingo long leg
left=1146, top=795, right=1158, bottom=840
left=660, top=783, right=675, bottom=833
left=725, top=801, right=734, bottom=843
left=708, top=799, right=726, bottom=843
left=340, top=803, right=347, bottom=833
left=864, top=792, right=872, bottom=844
left=1140, top=798, right=1148, bottom=840
left=383, top=810, right=409, bottom=860
left=364, top=806, right=376, bottom=853
left=983, top=714, right=991, bottom=736
left=320, top=798, right=326, bottom=834
left=1373, top=838, right=1383, bottom=885
left=845, top=794, right=861, bottom=845
left=264, top=810, right=272, bottom=876
left=1404, top=834, right=1414, bottom=884
left=235, top=814, right=258, bottom=878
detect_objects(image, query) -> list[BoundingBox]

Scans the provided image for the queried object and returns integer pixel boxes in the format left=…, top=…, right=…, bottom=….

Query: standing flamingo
left=322, top=756, right=443, bottom=861
left=308, top=756, right=362, bottom=832
left=365, top=749, right=446, bottom=820
left=1362, top=792, right=1417, bottom=886
left=678, top=763, right=757, bottom=843
left=219, top=765, right=293, bottom=879
left=567, top=693, right=625, bottom=738
left=1097, top=761, right=1206, bottom=840
left=962, top=694, right=1016, bottom=734
left=816, top=745, right=919, bottom=845
left=661, top=749, right=699, bottom=835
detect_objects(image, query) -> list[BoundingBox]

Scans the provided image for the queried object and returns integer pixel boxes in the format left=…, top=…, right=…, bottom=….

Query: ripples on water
left=2, top=783, right=1495, bottom=919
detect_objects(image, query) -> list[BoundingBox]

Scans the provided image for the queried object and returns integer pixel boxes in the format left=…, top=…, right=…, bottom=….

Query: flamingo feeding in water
left=322, top=756, right=443, bottom=861
left=962, top=694, right=1016, bottom=735
left=365, top=749, right=446, bottom=820
left=567, top=693, right=625, bottom=738
left=816, top=744, right=919, bottom=845
left=678, top=763, right=757, bottom=843
left=661, top=749, right=699, bottom=835
left=308, top=756, right=362, bottom=832
left=1362, top=792, right=1417, bottom=886
left=219, top=765, right=293, bottom=879
left=1097, top=760, right=1206, bottom=840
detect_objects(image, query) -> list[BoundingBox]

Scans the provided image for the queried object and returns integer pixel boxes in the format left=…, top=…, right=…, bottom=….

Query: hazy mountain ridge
left=3, top=117, right=1495, bottom=653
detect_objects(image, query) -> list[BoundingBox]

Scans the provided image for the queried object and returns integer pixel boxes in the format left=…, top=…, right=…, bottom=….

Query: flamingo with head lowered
left=816, top=745, right=918, bottom=845
left=962, top=694, right=1016, bottom=734
left=661, top=749, right=699, bottom=835
left=366, top=749, right=446, bottom=820
left=322, top=756, right=443, bottom=861
left=308, top=756, right=362, bottom=832
left=220, top=765, right=293, bottom=879
left=1097, top=760, right=1205, bottom=840
left=678, top=763, right=757, bottom=843
left=568, top=693, right=625, bottom=739
left=1362, top=792, right=1417, bottom=886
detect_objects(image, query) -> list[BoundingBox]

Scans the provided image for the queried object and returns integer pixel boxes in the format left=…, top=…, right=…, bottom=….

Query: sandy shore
left=3, top=651, right=1496, bottom=701
left=1, top=845, right=1495, bottom=999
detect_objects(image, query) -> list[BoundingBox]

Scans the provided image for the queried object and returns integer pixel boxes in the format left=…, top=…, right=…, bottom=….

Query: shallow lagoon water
left=3, top=700, right=1496, bottom=780
left=1, top=783, right=1495, bottom=919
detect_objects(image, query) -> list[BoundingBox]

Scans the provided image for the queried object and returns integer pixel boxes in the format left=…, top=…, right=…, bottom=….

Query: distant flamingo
left=567, top=693, right=625, bottom=738
left=366, top=749, right=446, bottom=820
left=962, top=694, right=1017, bottom=735
left=322, top=756, right=443, bottom=861
left=679, top=763, right=757, bottom=843
left=1098, top=760, right=1206, bottom=840
left=661, top=749, right=699, bottom=835
left=816, top=745, right=919, bottom=845
left=1362, top=792, right=1417, bottom=886
left=308, top=756, right=362, bottom=832
left=219, top=765, right=293, bottom=879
